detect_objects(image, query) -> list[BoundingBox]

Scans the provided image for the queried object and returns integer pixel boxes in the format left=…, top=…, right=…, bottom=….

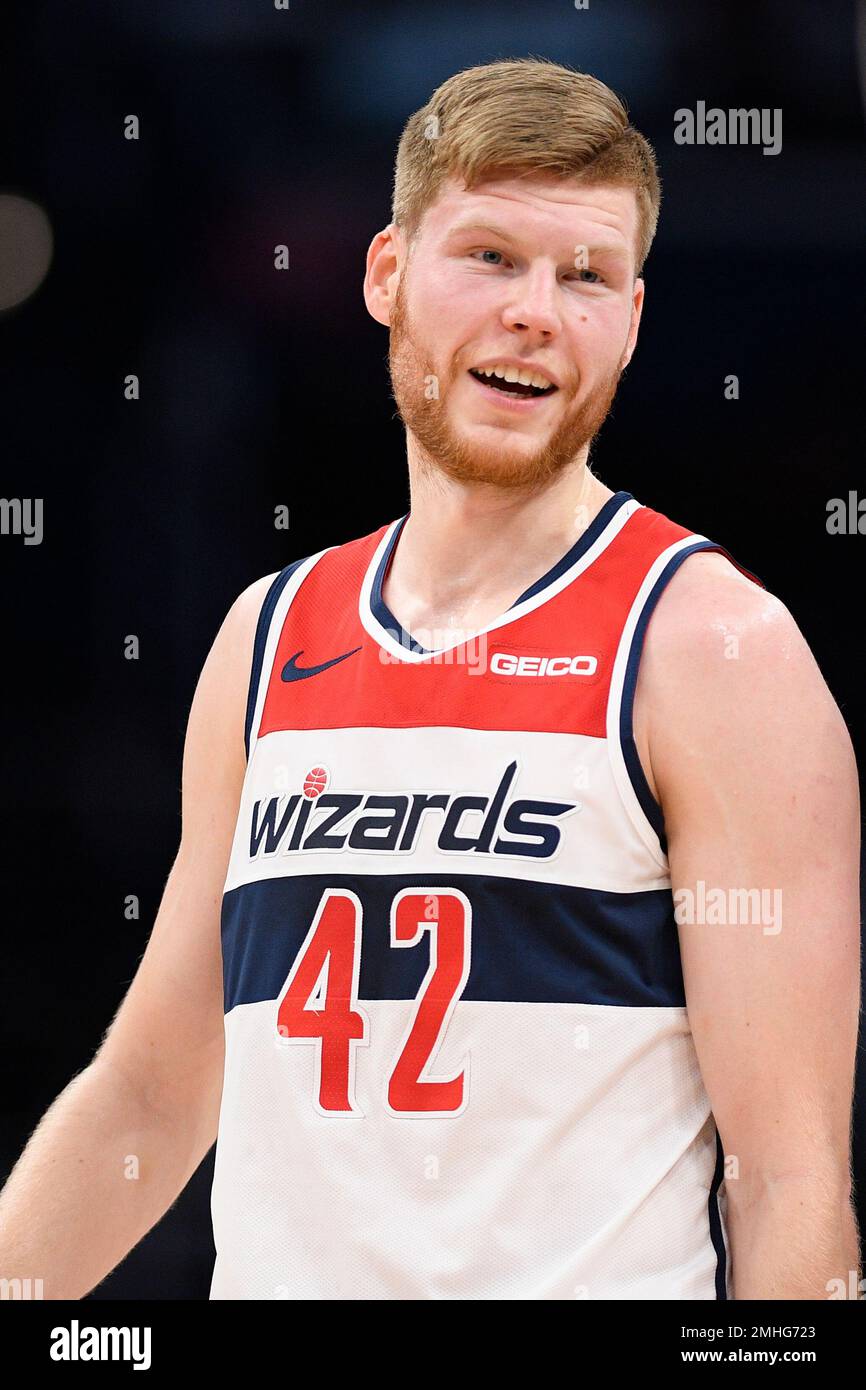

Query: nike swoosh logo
left=281, top=647, right=362, bottom=682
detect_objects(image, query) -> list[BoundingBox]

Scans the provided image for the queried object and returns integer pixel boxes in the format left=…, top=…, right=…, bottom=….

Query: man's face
left=386, top=175, right=644, bottom=490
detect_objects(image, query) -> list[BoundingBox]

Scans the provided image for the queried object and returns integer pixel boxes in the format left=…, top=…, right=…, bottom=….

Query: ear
left=364, top=223, right=404, bottom=327
left=622, top=276, right=645, bottom=368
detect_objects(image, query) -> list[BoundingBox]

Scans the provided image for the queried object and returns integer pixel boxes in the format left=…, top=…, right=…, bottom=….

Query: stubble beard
left=387, top=278, right=628, bottom=493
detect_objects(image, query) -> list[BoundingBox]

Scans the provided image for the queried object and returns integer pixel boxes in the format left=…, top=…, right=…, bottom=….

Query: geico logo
left=490, top=653, right=598, bottom=677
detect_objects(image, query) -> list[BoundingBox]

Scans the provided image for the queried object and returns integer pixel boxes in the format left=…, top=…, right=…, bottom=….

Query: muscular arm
left=635, top=552, right=861, bottom=1300
left=0, top=572, right=274, bottom=1299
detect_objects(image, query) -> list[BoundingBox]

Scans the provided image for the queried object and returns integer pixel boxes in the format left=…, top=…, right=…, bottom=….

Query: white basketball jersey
left=209, top=491, right=762, bottom=1299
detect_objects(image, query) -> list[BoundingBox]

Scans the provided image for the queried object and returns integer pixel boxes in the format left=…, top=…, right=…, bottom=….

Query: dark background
left=1, top=0, right=864, bottom=1298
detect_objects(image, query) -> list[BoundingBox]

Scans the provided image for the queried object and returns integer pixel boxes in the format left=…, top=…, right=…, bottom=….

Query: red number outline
left=385, top=888, right=472, bottom=1118
left=275, top=887, right=471, bottom=1118
left=275, top=888, right=369, bottom=1117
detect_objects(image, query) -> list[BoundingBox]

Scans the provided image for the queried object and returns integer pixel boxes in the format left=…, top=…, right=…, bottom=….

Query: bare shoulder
left=644, top=550, right=789, bottom=654
left=633, top=550, right=854, bottom=806
left=181, top=571, right=280, bottom=798
left=222, top=571, right=280, bottom=651
left=639, top=549, right=819, bottom=701
left=201, top=571, right=280, bottom=690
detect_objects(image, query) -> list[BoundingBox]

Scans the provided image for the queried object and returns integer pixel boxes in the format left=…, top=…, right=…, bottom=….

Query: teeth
left=476, top=364, right=554, bottom=390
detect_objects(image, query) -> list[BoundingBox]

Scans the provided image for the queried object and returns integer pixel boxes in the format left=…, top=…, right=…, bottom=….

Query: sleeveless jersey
left=210, top=489, right=763, bottom=1300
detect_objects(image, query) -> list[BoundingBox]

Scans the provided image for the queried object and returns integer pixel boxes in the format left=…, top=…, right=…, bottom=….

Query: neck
left=382, top=437, right=616, bottom=639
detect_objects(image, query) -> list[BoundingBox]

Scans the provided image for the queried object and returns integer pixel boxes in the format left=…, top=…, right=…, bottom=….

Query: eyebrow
left=445, top=221, right=629, bottom=259
left=445, top=220, right=516, bottom=242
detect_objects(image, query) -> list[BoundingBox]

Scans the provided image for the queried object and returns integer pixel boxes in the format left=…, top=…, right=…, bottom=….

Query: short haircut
left=392, top=58, right=661, bottom=276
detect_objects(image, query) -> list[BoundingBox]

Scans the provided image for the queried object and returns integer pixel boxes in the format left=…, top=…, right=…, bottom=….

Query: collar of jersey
left=358, top=490, right=641, bottom=664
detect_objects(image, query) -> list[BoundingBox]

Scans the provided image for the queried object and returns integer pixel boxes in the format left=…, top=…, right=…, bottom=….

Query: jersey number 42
left=275, top=888, right=471, bottom=1118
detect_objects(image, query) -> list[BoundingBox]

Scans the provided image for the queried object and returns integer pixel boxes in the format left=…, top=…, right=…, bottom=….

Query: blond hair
left=392, top=58, right=661, bottom=276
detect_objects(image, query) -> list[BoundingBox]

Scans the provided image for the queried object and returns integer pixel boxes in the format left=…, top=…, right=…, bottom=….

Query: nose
left=501, top=264, right=562, bottom=340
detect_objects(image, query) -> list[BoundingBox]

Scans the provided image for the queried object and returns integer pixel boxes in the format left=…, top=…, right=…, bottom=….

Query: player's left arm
left=639, top=551, right=861, bottom=1300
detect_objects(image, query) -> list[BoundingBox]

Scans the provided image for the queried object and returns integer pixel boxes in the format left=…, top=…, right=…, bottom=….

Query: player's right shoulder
left=225, top=571, right=281, bottom=660
left=197, top=571, right=280, bottom=692
left=183, top=572, right=281, bottom=782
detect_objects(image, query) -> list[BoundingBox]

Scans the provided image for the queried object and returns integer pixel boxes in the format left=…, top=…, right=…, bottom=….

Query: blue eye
left=573, top=268, right=602, bottom=284
left=474, top=249, right=504, bottom=265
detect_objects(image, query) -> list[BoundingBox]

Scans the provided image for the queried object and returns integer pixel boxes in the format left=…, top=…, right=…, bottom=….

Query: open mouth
left=468, top=366, right=558, bottom=399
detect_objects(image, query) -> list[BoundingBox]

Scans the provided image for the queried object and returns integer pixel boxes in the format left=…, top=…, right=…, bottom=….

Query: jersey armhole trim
left=243, top=557, right=309, bottom=760
left=614, top=538, right=766, bottom=859
left=710, top=1125, right=730, bottom=1300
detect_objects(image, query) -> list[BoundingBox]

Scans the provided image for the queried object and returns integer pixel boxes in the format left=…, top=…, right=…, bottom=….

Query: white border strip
left=606, top=534, right=711, bottom=867
left=358, top=497, right=643, bottom=664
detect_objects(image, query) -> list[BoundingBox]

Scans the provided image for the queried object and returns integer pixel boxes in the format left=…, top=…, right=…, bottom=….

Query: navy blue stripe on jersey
left=221, top=872, right=685, bottom=1012
left=709, top=1126, right=729, bottom=1299
left=513, top=490, right=634, bottom=605
left=369, top=515, right=431, bottom=654
left=244, top=556, right=310, bottom=759
left=619, top=539, right=755, bottom=856
left=370, top=492, right=635, bottom=655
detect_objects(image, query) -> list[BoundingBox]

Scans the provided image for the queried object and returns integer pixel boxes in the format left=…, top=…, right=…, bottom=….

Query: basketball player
left=0, top=60, right=860, bottom=1301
